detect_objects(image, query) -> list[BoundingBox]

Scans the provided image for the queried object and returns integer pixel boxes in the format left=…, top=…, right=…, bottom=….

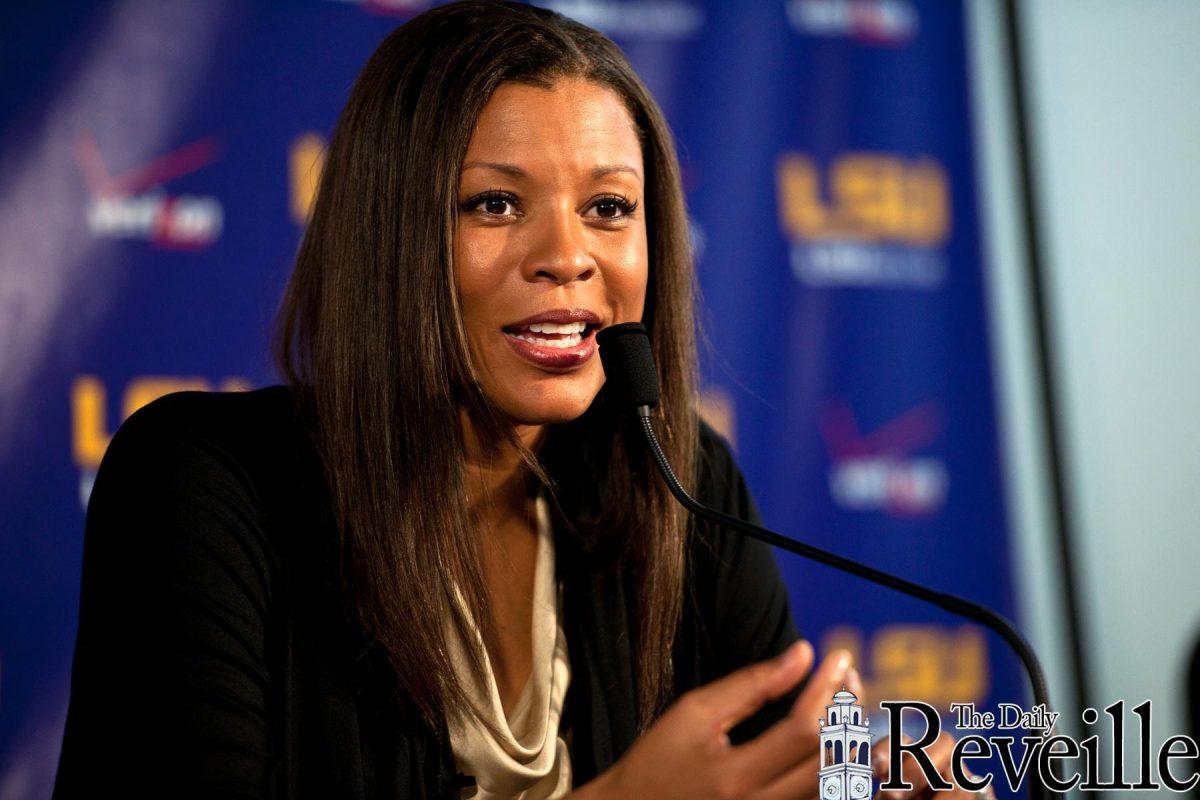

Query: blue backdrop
left=0, top=1, right=1023, bottom=795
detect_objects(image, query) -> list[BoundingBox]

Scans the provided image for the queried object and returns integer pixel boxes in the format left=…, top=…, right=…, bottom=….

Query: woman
left=53, top=2, right=979, bottom=798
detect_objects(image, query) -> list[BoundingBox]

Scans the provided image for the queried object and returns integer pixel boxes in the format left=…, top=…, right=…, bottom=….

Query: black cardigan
left=52, top=385, right=801, bottom=799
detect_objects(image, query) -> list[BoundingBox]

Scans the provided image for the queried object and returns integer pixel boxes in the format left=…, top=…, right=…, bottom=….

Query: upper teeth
left=523, top=321, right=587, bottom=334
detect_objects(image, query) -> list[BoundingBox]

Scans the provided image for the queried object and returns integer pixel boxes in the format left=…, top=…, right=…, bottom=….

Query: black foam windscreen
left=596, top=322, right=661, bottom=412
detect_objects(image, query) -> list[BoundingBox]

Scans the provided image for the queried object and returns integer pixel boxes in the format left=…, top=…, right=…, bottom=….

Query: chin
left=497, top=385, right=597, bottom=426
left=506, top=401, right=592, bottom=426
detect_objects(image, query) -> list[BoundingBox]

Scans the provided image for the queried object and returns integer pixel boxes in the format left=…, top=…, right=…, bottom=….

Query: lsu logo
left=822, top=624, right=989, bottom=711
left=74, top=132, right=224, bottom=249
left=72, top=375, right=250, bottom=508
left=776, top=152, right=950, bottom=289
left=290, top=133, right=326, bottom=224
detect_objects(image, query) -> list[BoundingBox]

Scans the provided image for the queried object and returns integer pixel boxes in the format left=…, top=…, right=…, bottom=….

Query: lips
left=504, top=308, right=601, bottom=329
left=502, top=308, right=602, bottom=370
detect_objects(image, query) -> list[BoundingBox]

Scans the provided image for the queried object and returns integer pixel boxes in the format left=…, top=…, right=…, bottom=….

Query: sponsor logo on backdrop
left=822, top=625, right=988, bottom=709
left=326, top=0, right=431, bottom=18
left=72, top=375, right=250, bottom=507
left=535, top=0, right=704, bottom=38
left=785, top=0, right=918, bottom=46
left=820, top=400, right=947, bottom=516
left=329, top=0, right=704, bottom=34
left=290, top=133, right=326, bottom=224
left=73, top=132, right=224, bottom=250
left=776, top=152, right=949, bottom=290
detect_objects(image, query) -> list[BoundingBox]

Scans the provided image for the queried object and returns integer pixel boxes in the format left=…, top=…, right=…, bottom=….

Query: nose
left=523, top=203, right=597, bottom=284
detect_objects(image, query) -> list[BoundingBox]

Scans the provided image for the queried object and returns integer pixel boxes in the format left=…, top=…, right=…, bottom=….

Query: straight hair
left=271, top=0, right=699, bottom=734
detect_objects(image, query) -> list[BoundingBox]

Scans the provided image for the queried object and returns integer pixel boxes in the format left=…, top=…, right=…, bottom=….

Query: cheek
left=632, top=267, right=649, bottom=318
left=453, top=233, right=510, bottom=345
left=612, top=241, right=650, bottom=321
left=452, top=235, right=488, bottom=309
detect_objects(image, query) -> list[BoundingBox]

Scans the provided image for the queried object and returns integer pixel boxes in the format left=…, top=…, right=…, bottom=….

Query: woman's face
left=454, top=77, right=649, bottom=427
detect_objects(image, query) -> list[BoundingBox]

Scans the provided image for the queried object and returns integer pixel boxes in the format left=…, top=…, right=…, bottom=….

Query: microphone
left=597, top=322, right=1059, bottom=800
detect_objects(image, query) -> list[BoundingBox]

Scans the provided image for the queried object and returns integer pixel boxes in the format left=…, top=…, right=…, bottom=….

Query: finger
left=788, top=648, right=855, bottom=743
left=847, top=665, right=866, bottom=708
left=726, top=674, right=825, bottom=788
left=872, top=734, right=893, bottom=782
left=732, top=651, right=860, bottom=794
left=746, top=752, right=821, bottom=800
left=923, top=733, right=961, bottom=797
left=685, top=640, right=815, bottom=736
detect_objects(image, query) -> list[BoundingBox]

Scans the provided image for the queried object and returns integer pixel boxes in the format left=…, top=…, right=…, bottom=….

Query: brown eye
left=586, top=195, right=638, bottom=220
left=459, top=190, right=519, bottom=217
left=483, top=197, right=511, bottom=215
left=595, top=199, right=621, bottom=218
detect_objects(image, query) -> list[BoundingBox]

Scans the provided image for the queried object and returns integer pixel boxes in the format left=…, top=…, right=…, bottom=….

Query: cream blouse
left=445, top=492, right=572, bottom=800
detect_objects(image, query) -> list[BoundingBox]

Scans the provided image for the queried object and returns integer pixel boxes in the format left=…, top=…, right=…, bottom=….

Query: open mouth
left=500, top=319, right=601, bottom=369
left=501, top=320, right=600, bottom=348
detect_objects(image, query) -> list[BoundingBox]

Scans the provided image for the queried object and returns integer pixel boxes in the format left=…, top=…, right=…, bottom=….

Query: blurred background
left=1, top=1, right=1197, bottom=797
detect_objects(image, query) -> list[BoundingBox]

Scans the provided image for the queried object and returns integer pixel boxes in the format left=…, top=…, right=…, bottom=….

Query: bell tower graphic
left=818, top=689, right=873, bottom=800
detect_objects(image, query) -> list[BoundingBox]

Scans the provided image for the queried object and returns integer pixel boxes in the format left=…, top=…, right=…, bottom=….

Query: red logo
left=820, top=399, right=947, bottom=516
left=73, top=131, right=224, bottom=250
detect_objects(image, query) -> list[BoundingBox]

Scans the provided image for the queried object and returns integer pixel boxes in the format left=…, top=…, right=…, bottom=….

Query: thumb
left=687, top=640, right=814, bottom=734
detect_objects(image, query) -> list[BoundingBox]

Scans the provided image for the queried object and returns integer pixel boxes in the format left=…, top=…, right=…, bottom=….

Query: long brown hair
left=271, top=0, right=699, bottom=733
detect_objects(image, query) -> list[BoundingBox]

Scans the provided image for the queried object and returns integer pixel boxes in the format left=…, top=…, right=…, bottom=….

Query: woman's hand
left=571, top=641, right=993, bottom=800
left=574, top=639, right=817, bottom=800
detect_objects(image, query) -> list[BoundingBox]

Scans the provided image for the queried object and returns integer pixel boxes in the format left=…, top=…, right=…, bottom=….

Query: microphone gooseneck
left=597, top=322, right=1059, bottom=800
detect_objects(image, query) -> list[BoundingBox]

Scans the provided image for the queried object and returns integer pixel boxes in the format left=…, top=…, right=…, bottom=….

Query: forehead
left=463, top=78, right=643, bottom=179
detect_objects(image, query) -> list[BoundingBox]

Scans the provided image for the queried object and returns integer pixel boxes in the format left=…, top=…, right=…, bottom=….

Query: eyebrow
left=461, top=161, right=642, bottom=181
